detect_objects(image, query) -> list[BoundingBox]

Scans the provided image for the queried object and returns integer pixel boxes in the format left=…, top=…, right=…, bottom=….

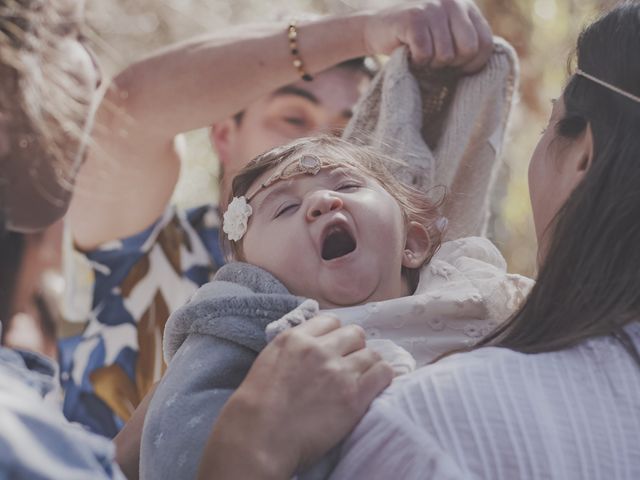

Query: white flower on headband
left=223, top=196, right=253, bottom=242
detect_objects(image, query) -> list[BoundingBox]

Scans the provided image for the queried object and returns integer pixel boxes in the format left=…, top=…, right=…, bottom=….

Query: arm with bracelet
left=68, top=0, right=493, bottom=251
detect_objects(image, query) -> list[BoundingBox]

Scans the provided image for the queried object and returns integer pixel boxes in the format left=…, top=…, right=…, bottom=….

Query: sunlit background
left=84, top=0, right=619, bottom=278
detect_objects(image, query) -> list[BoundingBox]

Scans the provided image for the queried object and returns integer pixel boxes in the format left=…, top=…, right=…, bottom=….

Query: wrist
left=201, top=389, right=296, bottom=480
left=347, top=10, right=376, bottom=57
left=297, top=12, right=371, bottom=73
left=343, top=11, right=373, bottom=56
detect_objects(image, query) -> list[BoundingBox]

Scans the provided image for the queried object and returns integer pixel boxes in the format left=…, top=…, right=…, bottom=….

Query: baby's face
left=241, top=164, right=410, bottom=308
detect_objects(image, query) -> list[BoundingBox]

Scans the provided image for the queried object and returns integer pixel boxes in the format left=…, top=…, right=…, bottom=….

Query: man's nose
left=306, top=191, right=343, bottom=220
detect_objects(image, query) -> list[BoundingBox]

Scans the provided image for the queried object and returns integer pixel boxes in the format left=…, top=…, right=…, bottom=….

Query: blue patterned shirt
left=0, top=346, right=124, bottom=479
left=59, top=205, right=223, bottom=438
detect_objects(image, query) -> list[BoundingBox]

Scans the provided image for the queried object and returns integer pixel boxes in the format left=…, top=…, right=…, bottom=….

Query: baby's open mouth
left=321, top=225, right=357, bottom=260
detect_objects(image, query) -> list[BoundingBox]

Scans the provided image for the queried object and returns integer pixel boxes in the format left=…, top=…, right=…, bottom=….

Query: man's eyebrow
left=271, top=85, right=320, bottom=105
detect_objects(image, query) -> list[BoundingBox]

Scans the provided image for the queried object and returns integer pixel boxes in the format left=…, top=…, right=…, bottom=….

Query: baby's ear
left=402, top=221, right=432, bottom=269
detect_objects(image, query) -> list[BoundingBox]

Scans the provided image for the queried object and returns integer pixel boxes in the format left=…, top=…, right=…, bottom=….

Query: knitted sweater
left=343, top=38, right=518, bottom=240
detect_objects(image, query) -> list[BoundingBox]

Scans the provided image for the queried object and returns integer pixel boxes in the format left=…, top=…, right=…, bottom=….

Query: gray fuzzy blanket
left=141, top=263, right=328, bottom=480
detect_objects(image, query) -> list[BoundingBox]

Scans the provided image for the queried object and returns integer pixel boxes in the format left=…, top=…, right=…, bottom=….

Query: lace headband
left=223, top=155, right=331, bottom=242
left=575, top=69, right=640, bottom=104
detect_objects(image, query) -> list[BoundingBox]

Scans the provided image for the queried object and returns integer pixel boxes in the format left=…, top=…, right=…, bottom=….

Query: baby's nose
left=306, top=192, right=343, bottom=220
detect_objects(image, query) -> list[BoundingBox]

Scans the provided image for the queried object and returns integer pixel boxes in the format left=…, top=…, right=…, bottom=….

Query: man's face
left=212, top=67, right=370, bottom=207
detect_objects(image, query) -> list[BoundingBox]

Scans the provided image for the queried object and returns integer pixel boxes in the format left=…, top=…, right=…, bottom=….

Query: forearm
left=197, top=389, right=291, bottom=480
left=114, top=383, right=157, bottom=480
left=69, top=14, right=371, bottom=249
left=113, top=14, right=371, bottom=138
left=69, top=0, right=493, bottom=248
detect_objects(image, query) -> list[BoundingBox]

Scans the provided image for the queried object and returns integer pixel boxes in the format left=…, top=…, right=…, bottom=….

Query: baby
left=225, top=136, right=443, bottom=310
left=141, top=136, right=532, bottom=480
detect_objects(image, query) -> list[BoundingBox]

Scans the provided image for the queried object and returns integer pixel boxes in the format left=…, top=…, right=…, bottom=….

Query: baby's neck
left=315, top=275, right=413, bottom=310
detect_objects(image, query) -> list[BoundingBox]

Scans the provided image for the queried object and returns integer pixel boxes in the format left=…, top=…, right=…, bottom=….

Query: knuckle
left=321, top=314, right=341, bottom=330
left=457, top=38, right=479, bottom=58
left=299, top=338, right=324, bottom=359
left=338, top=379, right=361, bottom=410
left=273, top=328, right=295, bottom=348
left=368, top=349, right=383, bottom=363
left=480, top=33, right=493, bottom=51
left=438, top=51, right=455, bottom=63
left=382, top=361, right=395, bottom=378
left=380, top=363, right=395, bottom=384
left=321, top=360, right=347, bottom=387
left=405, top=7, right=428, bottom=31
left=348, top=324, right=366, bottom=343
left=276, top=329, right=321, bottom=358
left=409, top=27, right=429, bottom=48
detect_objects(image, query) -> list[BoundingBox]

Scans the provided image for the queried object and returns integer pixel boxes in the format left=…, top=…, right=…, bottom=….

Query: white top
left=267, top=237, right=533, bottom=374
left=325, top=237, right=533, bottom=371
left=330, top=322, right=640, bottom=480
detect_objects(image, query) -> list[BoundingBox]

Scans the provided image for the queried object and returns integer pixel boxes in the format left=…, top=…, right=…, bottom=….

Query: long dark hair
left=480, top=2, right=640, bottom=360
left=0, top=232, right=26, bottom=338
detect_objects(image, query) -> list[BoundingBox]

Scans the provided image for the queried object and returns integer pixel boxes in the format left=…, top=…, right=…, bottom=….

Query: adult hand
left=364, top=0, right=493, bottom=73
left=197, top=315, right=393, bottom=480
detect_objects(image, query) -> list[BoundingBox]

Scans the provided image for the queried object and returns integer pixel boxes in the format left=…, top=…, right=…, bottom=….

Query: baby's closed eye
left=274, top=202, right=300, bottom=218
left=335, top=182, right=362, bottom=192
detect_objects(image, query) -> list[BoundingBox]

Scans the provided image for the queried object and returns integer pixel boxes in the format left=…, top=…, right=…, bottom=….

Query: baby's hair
left=224, top=136, right=444, bottom=292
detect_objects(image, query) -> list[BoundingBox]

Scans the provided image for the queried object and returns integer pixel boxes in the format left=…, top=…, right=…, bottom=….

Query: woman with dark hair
left=330, top=3, right=640, bottom=478
left=0, top=1, right=492, bottom=479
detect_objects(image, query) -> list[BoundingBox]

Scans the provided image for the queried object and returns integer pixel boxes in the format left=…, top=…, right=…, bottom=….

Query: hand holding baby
left=198, top=315, right=393, bottom=479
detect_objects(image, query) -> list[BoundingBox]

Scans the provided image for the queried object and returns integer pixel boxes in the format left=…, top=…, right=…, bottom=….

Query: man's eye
left=284, top=117, right=307, bottom=127
left=336, top=183, right=360, bottom=191
left=275, top=204, right=299, bottom=218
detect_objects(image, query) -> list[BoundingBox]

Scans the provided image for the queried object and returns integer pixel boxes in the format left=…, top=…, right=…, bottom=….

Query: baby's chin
left=314, top=287, right=393, bottom=310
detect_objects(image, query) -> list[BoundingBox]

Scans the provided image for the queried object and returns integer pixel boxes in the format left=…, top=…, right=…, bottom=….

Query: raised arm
left=68, top=0, right=492, bottom=250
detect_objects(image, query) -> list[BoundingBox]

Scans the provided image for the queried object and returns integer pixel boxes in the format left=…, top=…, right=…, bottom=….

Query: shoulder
left=384, top=346, right=531, bottom=407
left=435, top=236, right=507, bottom=268
left=332, top=387, right=469, bottom=479
left=333, top=348, right=530, bottom=479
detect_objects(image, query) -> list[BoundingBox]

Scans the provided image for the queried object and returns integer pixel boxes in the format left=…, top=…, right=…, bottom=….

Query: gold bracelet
left=288, top=21, right=313, bottom=82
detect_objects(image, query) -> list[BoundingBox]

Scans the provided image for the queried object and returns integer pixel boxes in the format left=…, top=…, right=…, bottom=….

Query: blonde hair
left=226, top=136, right=444, bottom=290
left=0, top=0, right=89, bottom=191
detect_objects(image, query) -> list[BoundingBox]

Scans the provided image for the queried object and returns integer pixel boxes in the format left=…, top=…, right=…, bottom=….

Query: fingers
left=462, top=6, right=494, bottom=73
left=405, top=12, right=434, bottom=65
left=343, top=348, right=383, bottom=374
left=318, top=324, right=366, bottom=356
left=283, top=317, right=365, bottom=356
left=443, top=0, right=479, bottom=69
left=357, top=361, right=394, bottom=407
left=294, top=314, right=341, bottom=337
left=425, top=5, right=455, bottom=68
left=400, top=0, right=493, bottom=73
